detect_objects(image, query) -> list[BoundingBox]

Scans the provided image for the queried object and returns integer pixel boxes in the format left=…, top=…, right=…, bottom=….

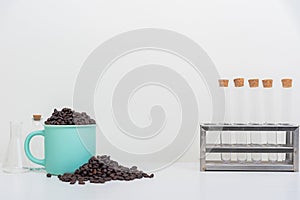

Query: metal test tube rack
left=200, top=123, right=299, bottom=172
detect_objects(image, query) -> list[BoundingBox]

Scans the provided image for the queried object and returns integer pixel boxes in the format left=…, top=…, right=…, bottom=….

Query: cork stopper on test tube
left=233, top=78, right=244, bottom=87
left=281, top=78, right=292, bottom=88
left=33, top=114, right=42, bottom=121
left=262, top=79, right=273, bottom=88
left=218, top=79, right=229, bottom=87
left=248, top=79, right=259, bottom=88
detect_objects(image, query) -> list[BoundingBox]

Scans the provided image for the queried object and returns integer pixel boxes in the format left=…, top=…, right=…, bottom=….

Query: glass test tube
left=278, top=78, right=293, bottom=162
left=206, top=82, right=221, bottom=161
left=262, top=79, right=277, bottom=162
left=219, top=79, right=231, bottom=163
left=233, top=78, right=247, bottom=163
left=248, top=79, right=262, bottom=163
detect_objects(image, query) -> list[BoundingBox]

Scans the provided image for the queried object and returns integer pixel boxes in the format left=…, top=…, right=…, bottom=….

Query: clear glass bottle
left=29, top=114, right=44, bottom=170
left=248, top=79, right=262, bottom=163
left=2, top=122, right=29, bottom=173
left=219, top=79, right=231, bottom=163
left=262, top=79, right=277, bottom=163
left=233, top=78, right=247, bottom=163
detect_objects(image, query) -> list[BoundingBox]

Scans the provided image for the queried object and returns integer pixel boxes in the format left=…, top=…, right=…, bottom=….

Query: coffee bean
left=90, top=179, right=100, bottom=184
left=78, top=181, right=85, bottom=185
left=103, top=177, right=110, bottom=182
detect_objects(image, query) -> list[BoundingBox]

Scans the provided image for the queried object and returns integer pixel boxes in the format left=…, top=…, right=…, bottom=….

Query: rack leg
left=293, top=128, right=299, bottom=172
left=200, top=128, right=206, bottom=171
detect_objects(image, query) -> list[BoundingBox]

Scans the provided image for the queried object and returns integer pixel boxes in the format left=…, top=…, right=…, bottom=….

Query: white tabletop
left=0, top=163, right=299, bottom=200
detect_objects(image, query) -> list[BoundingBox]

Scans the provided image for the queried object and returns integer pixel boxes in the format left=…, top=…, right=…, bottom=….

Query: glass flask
left=2, top=122, right=29, bottom=173
left=219, top=79, right=231, bottom=163
left=248, top=79, right=262, bottom=163
left=233, top=78, right=247, bottom=163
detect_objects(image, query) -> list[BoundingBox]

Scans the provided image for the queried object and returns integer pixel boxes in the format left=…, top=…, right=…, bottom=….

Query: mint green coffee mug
left=24, top=125, right=96, bottom=175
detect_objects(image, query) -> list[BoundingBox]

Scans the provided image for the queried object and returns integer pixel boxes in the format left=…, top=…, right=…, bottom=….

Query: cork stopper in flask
left=33, top=114, right=42, bottom=121
left=281, top=78, right=292, bottom=88
left=218, top=79, right=229, bottom=87
left=248, top=79, right=259, bottom=88
left=233, top=78, right=244, bottom=87
left=262, top=79, right=273, bottom=88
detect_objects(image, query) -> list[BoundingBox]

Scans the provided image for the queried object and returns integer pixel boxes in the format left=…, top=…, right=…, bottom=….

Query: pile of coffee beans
left=48, top=155, right=154, bottom=185
left=45, top=108, right=96, bottom=125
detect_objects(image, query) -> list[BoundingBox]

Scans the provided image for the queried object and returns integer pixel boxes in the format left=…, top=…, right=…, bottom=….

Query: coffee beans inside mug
left=45, top=108, right=96, bottom=125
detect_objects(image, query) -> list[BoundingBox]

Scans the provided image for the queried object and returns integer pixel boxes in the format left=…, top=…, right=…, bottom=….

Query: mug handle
left=24, top=130, right=45, bottom=166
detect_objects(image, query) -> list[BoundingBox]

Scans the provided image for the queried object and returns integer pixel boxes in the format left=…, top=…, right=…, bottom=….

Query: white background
left=0, top=0, right=300, bottom=164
